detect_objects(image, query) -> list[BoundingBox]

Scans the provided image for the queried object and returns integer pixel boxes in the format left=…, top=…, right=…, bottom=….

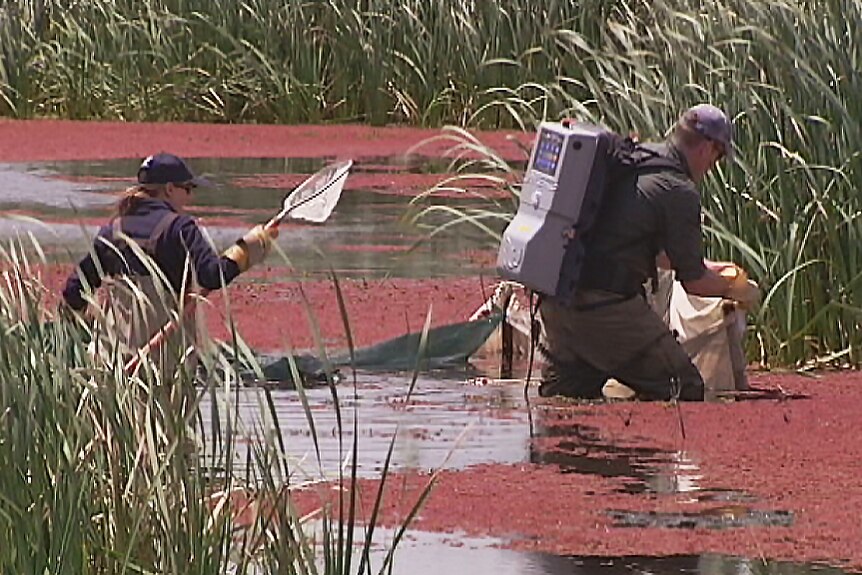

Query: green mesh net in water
left=45, top=310, right=503, bottom=387
left=246, top=312, right=503, bottom=385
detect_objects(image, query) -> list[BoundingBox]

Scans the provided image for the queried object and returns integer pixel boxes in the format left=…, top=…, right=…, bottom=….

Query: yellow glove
left=720, top=264, right=761, bottom=309
left=223, top=225, right=277, bottom=272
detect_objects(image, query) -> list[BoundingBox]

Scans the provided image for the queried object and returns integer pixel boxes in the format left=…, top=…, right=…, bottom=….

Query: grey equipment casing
left=496, top=121, right=616, bottom=300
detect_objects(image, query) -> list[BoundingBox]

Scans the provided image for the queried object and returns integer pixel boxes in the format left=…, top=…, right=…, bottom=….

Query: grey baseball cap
left=680, top=104, right=733, bottom=159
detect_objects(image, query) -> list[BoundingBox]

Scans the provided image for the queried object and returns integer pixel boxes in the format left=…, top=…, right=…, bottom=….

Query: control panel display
left=531, top=128, right=564, bottom=177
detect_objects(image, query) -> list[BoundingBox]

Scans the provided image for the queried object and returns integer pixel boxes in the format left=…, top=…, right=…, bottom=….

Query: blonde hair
left=116, top=184, right=167, bottom=216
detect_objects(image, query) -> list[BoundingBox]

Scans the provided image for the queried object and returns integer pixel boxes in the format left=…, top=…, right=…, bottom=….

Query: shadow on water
left=529, top=417, right=793, bottom=530
left=370, top=531, right=859, bottom=575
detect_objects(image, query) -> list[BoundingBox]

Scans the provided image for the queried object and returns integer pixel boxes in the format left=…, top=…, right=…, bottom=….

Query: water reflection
left=607, top=507, right=793, bottom=529
left=371, top=531, right=855, bottom=575
left=0, top=162, right=115, bottom=209
left=529, top=410, right=718, bottom=497
left=527, top=411, right=793, bottom=529
left=529, top=419, right=676, bottom=494
left=201, top=371, right=530, bottom=478
left=521, top=554, right=854, bottom=575
left=0, top=156, right=502, bottom=278
left=651, top=450, right=702, bottom=495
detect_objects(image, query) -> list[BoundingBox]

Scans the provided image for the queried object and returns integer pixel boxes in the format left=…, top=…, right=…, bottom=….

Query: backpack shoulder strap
left=109, top=211, right=180, bottom=257
left=139, top=211, right=180, bottom=256
left=627, top=143, right=687, bottom=175
left=110, top=217, right=123, bottom=242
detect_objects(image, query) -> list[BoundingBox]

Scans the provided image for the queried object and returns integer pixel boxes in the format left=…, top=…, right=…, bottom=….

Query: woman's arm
left=176, top=218, right=243, bottom=291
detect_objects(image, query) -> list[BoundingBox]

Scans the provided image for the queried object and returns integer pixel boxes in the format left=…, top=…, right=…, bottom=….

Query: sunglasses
left=175, top=182, right=196, bottom=193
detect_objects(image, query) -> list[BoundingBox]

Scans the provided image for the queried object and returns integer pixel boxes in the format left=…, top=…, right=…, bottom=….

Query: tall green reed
left=0, top=234, right=433, bottom=572
left=405, top=0, right=862, bottom=369
left=0, top=0, right=618, bottom=125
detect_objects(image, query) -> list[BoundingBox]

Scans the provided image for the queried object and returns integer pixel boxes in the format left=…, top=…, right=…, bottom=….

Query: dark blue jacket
left=62, top=198, right=241, bottom=310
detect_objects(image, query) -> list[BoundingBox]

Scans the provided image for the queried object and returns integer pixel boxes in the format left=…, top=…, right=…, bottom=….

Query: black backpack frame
left=554, top=132, right=684, bottom=303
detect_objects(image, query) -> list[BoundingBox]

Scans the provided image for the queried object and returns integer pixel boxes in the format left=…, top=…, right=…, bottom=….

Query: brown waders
left=89, top=211, right=200, bottom=379
left=538, top=288, right=705, bottom=401
left=94, top=274, right=199, bottom=378
left=88, top=212, right=204, bottom=461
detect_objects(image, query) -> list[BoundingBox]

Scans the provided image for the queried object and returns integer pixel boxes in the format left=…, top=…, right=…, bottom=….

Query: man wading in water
left=538, top=104, right=760, bottom=401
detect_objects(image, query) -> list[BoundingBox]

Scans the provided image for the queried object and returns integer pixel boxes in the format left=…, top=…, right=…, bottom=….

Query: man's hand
left=726, top=278, right=761, bottom=309
left=682, top=261, right=761, bottom=309
left=717, top=263, right=761, bottom=309
left=223, top=225, right=278, bottom=272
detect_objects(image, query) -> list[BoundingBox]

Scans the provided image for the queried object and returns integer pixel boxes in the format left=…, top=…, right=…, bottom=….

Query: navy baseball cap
left=680, top=104, right=733, bottom=159
left=137, top=153, right=212, bottom=187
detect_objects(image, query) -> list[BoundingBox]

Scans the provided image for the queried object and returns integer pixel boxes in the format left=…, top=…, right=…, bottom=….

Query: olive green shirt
left=583, top=142, right=707, bottom=287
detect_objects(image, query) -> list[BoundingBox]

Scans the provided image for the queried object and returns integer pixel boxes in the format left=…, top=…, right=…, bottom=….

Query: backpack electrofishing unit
left=496, top=120, right=678, bottom=302
left=496, top=121, right=620, bottom=301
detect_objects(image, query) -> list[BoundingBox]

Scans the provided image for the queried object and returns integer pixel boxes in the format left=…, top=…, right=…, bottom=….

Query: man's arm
left=680, top=267, right=730, bottom=298
left=658, top=251, right=757, bottom=302
left=656, top=251, right=728, bottom=297
left=682, top=259, right=760, bottom=307
left=176, top=218, right=242, bottom=290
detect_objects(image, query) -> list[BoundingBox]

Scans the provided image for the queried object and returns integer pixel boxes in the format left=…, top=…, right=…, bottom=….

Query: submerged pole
left=501, top=315, right=513, bottom=379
